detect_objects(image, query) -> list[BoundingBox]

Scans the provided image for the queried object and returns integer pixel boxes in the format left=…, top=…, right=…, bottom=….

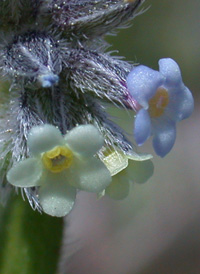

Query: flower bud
left=1, top=31, right=62, bottom=87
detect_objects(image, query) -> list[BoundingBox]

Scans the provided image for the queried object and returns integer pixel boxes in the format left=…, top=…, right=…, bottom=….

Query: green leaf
left=0, top=194, right=63, bottom=274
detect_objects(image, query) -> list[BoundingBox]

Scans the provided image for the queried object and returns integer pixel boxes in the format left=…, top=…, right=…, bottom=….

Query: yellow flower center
left=148, top=87, right=169, bottom=118
left=42, top=146, right=73, bottom=173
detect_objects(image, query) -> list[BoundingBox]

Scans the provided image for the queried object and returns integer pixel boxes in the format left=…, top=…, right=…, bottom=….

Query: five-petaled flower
left=100, top=149, right=154, bottom=200
left=126, top=58, right=194, bottom=157
left=7, top=124, right=111, bottom=217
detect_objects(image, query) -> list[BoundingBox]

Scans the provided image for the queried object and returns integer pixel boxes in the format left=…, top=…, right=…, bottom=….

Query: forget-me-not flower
left=7, top=124, right=111, bottom=217
left=126, top=58, right=194, bottom=157
left=100, top=150, right=154, bottom=200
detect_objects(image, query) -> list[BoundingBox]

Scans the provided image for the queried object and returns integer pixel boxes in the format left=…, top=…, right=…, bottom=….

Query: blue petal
left=38, top=74, right=59, bottom=88
left=134, top=109, right=151, bottom=146
left=152, top=118, right=176, bottom=157
left=159, top=58, right=182, bottom=87
left=167, top=86, right=194, bottom=121
left=126, top=65, right=165, bottom=109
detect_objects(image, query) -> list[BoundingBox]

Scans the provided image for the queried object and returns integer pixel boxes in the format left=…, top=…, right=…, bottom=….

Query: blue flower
left=126, top=58, right=194, bottom=157
left=7, top=124, right=111, bottom=217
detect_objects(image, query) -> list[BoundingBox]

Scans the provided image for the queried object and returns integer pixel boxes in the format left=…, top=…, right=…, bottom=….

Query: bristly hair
left=0, top=0, right=144, bottom=209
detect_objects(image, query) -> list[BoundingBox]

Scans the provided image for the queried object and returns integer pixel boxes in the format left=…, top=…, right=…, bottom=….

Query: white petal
left=105, top=171, right=130, bottom=200
left=127, top=152, right=153, bottom=161
left=71, top=158, right=111, bottom=193
left=65, top=124, right=104, bottom=157
left=7, top=158, right=42, bottom=187
left=39, top=173, right=76, bottom=217
left=127, top=159, right=154, bottom=184
left=101, top=150, right=128, bottom=176
left=28, top=124, right=64, bottom=156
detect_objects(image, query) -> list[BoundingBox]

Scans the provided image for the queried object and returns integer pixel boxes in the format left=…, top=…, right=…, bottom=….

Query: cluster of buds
left=0, top=0, right=193, bottom=217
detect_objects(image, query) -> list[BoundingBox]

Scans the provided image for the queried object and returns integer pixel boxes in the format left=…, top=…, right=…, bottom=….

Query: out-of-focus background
left=63, top=1, right=200, bottom=273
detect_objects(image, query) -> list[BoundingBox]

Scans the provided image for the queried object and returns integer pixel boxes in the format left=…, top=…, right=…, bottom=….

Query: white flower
left=101, top=150, right=154, bottom=200
left=7, top=124, right=111, bottom=217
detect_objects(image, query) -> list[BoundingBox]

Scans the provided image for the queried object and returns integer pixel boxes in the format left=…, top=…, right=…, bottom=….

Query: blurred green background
left=107, top=0, right=200, bottom=100
left=66, top=1, right=200, bottom=274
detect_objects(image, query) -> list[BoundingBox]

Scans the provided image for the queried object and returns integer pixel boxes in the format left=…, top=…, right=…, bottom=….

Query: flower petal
left=126, top=65, right=165, bottom=109
left=65, top=124, right=104, bottom=157
left=71, top=158, right=111, bottom=193
left=127, top=152, right=153, bottom=161
left=126, top=159, right=154, bottom=184
left=134, top=109, right=151, bottom=146
left=159, top=58, right=182, bottom=86
left=39, top=172, right=76, bottom=217
left=38, top=74, right=59, bottom=88
left=105, top=172, right=130, bottom=200
left=152, top=118, right=176, bottom=157
left=101, top=150, right=128, bottom=176
left=7, top=158, right=42, bottom=187
left=28, top=124, right=64, bottom=156
left=167, top=86, right=194, bottom=121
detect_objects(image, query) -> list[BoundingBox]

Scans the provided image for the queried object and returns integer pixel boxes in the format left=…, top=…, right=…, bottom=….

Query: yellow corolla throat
left=148, top=87, right=169, bottom=118
left=42, top=146, right=73, bottom=173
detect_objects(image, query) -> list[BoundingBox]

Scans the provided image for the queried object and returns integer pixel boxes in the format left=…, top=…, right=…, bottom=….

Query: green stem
left=0, top=194, right=63, bottom=274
